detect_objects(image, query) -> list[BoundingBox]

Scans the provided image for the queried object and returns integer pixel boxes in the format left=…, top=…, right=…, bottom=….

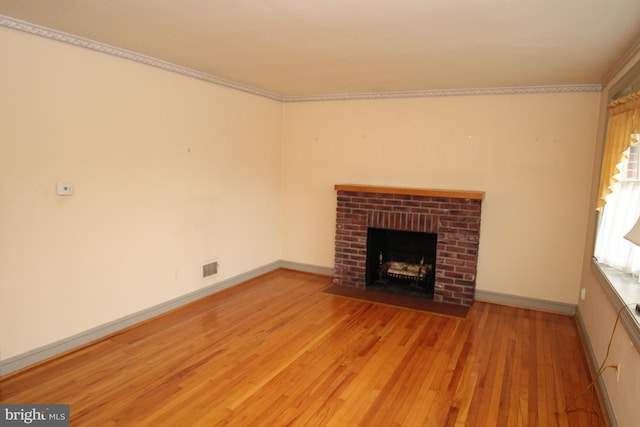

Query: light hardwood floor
left=0, top=269, right=605, bottom=426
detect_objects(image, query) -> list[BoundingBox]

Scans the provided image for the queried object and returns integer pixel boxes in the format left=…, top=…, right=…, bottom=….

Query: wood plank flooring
left=0, top=269, right=605, bottom=426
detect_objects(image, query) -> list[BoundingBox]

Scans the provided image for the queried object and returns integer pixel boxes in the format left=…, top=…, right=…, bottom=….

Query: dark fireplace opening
left=365, top=228, right=437, bottom=299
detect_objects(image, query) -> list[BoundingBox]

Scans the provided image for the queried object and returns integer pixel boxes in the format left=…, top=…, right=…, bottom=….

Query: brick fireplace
left=334, top=185, right=484, bottom=306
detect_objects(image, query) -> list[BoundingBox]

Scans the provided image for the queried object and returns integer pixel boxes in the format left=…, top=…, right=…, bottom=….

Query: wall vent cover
left=202, top=261, right=218, bottom=278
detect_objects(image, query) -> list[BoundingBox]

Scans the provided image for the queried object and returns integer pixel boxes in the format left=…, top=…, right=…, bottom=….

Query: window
left=593, top=65, right=640, bottom=350
left=621, top=143, right=639, bottom=180
left=595, top=135, right=640, bottom=275
left=594, top=83, right=640, bottom=274
left=594, top=99, right=640, bottom=346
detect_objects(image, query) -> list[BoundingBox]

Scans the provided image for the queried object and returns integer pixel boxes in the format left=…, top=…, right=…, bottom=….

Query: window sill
left=592, top=260, right=640, bottom=351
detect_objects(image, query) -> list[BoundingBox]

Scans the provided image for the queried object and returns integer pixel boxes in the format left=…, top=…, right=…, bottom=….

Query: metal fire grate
left=377, top=259, right=432, bottom=289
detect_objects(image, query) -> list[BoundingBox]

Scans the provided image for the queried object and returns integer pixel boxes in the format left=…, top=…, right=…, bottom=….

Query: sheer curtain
left=595, top=180, right=640, bottom=276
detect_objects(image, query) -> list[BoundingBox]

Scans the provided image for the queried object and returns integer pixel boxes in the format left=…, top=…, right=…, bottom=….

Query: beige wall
left=281, top=93, right=600, bottom=303
left=0, top=27, right=283, bottom=360
left=578, top=50, right=640, bottom=427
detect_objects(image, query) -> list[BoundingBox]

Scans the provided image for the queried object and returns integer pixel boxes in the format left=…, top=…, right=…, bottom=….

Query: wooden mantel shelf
left=335, top=184, right=485, bottom=200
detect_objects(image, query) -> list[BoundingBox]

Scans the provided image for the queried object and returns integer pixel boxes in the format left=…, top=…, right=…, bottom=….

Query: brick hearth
left=334, top=185, right=484, bottom=306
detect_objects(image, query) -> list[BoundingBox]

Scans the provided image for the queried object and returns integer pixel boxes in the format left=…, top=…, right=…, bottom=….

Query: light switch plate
left=56, top=182, right=74, bottom=196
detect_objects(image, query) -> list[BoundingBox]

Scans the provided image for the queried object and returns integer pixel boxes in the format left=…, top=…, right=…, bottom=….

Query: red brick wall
left=334, top=190, right=482, bottom=306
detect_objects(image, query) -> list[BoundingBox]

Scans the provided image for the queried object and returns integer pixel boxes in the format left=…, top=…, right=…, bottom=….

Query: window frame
left=592, top=58, right=640, bottom=351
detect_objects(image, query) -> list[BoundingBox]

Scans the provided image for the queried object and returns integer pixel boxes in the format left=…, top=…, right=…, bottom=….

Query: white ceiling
left=1, top=0, right=640, bottom=98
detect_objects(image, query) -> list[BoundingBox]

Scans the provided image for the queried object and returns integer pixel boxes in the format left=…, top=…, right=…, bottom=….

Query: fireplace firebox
left=366, top=228, right=437, bottom=298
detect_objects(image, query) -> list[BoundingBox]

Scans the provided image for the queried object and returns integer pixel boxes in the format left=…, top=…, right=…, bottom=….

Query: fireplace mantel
left=334, top=185, right=484, bottom=201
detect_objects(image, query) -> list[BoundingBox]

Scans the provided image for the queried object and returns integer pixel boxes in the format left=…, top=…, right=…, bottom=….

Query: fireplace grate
left=377, top=260, right=432, bottom=289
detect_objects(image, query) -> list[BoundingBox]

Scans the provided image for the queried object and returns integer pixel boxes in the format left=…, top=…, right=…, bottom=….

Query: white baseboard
left=1, top=261, right=578, bottom=376
left=574, top=307, right=617, bottom=427
left=0, top=261, right=281, bottom=376
left=278, top=260, right=333, bottom=277
left=278, top=263, right=577, bottom=316
left=474, top=289, right=576, bottom=315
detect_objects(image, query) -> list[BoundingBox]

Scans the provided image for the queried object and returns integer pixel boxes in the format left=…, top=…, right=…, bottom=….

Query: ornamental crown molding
left=285, top=84, right=602, bottom=102
left=0, top=15, right=283, bottom=101
left=1, top=15, right=602, bottom=102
